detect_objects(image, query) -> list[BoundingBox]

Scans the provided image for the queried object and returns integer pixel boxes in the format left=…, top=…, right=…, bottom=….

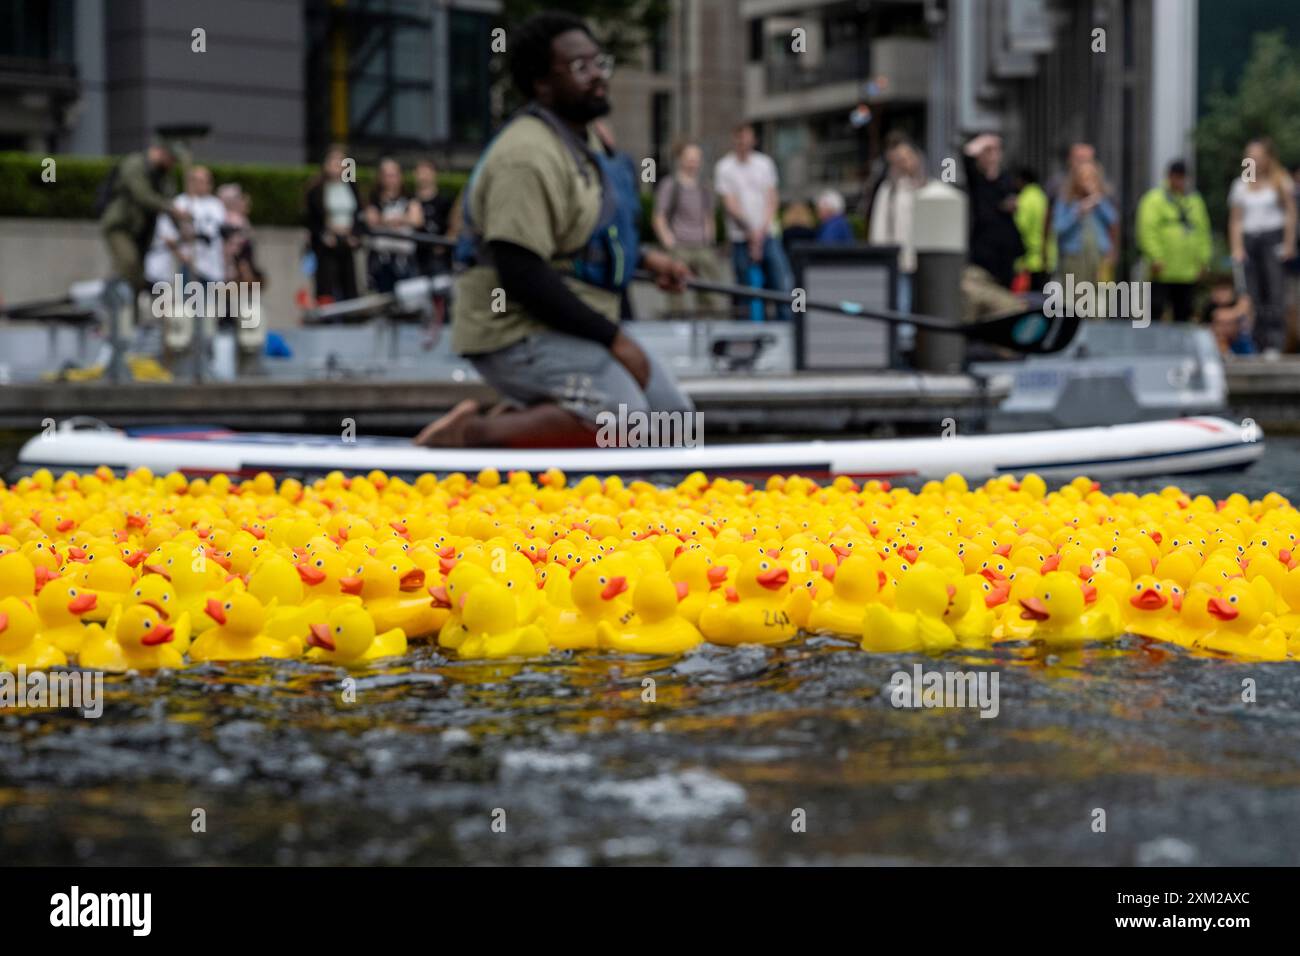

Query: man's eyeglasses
left=565, top=53, right=614, bottom=80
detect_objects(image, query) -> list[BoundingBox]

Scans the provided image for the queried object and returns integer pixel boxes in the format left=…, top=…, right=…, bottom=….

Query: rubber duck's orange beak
left=66, top=546, right=88, bottom=563
left=1207, top=597, right=1238, bottom=621
left=307, top=622, right=335, bottom=651
left=822, top=563, right=837, bottom=582
left=439, top=556, right=458, bottom=574
left=1082, top=582, right=1098, bottom=604
left=725, top=587, right=739, bottom=603
left=124, top=549, right=147, bottom=568
left=675, top=580, right=690, bottom=601
left=525, top=548, right=547, bottom=565
left=1171, top=591, right=1183, bottom=611
left=0, top=612, right=7, bottom=632
left=1130, top=588, right=1167, bottom=610
left=601, top=576, right=628, bottom=601
left=900, top=544, right=919, bottom=564
left=399, top=568, right=425, bottom=591
left=205, top=598, right=227, bottom=625
left=1040, top=554, right=1061, bottom=573
left=126, top=513, right=147, bottom=528
left=831, top=544, right=851, bottom=559
left=67, top=592, right=97, bottom=615
left=57, top=518, right=76, bottom=533
left=985, top=585, right=1009, bottom=608
left=428, top=585, right=452, bottom=609
left=993, top=543, right=1012, bottom=557
left=141, top=623, right=174, bottom=646
left=208, top=551, right=232, bottom=571
left=339, top=575, right=364, bottom=596
left=389, top=521, right=411, bottom=539
left=143, top=563, right=171, bottom=581
left=980, top=568, right=1006, bottom=583
left=707, top=565, right=729, bottom=587
left=140, top=599, right=170, bottom=619
left=756, top=567, right=788, bottom=590
left=296, top=562, right=326, bottom=586
left=1018, top=596, right=1050, bottom=621
left=34, top=567, right=58, bottom=592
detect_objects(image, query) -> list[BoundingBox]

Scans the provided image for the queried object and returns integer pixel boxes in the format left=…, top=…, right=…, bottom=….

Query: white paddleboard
left=16, top=417, right=1263, bottom=482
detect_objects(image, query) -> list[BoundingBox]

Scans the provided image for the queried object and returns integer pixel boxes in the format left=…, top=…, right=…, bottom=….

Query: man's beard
left=553, top=91, right=611, bottom=124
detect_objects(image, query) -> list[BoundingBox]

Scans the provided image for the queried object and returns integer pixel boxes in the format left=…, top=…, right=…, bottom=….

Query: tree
left=1195, top=31, right=1300, bottom=235
left=502, top=0, right=671, bottom=65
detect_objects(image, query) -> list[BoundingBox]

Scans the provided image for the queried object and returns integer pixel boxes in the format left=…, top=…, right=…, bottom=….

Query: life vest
left=455, top=104, right=639, bottom=292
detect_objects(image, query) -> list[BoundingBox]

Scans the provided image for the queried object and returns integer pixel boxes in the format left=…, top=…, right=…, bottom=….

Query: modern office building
left=0, top=0, right=499, bottom=167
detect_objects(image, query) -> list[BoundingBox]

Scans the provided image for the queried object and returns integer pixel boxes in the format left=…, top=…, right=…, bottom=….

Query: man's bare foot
left=413, top=399, right=481, bottom=447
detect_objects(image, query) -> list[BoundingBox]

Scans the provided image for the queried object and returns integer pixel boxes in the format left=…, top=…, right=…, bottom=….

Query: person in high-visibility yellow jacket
left=1136, top=159, right=1212, bottom=323
left=1011, top=167, right=1054, bottom=290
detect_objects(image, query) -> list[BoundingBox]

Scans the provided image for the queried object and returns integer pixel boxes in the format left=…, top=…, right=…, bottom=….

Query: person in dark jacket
left=303, top=145, right=362, bottom=304
left=100, top=139, right=192, bottom=292
left=961, top=133, right=1024, bottom=288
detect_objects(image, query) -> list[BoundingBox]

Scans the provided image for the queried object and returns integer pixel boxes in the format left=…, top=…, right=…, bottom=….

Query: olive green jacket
left=99, top=152, right=176, bottom=242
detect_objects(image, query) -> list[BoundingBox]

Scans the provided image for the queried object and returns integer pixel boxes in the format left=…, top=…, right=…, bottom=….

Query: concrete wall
left=0, top=218, right=311, bottom=331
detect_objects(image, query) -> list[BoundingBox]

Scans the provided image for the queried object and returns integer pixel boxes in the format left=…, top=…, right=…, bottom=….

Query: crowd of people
left=954, top=132, right=1299, bottom=357
left=96, top=13, right=1300, bottom=390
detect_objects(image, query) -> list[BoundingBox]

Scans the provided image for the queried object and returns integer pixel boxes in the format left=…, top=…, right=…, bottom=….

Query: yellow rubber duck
left=35, top=581, right=98, bottom=655
left=353, top=553, right=440, bottom=638
left=190, top=592, right=298, bottom=662
left=306, top=603, right=407, bottom=664
left=597, top=571, right=703, bottom=655
left=75, top=553, right=136, bottom=623
left=1017, top=571, right=1122, bottom=646
left=457, top=579, right=548, bottom=660
left=80, top=604, right=187, bottom=672
left=667, top=550, right=728, bottom=626
left=1124, top=574, right=1182, bottom=643
left=1197, top=578, right=1286, bottom=660
left=541, top=563, right=631, bottom=650
left=808, top=553, right=882, bottom=636
left=892, top=564, right=958, bottom=652
left=698, top=556, right=800, bottom=646
left=0, top=550, right=36, bottom=600
left=0, top=596, right=67, bottom=669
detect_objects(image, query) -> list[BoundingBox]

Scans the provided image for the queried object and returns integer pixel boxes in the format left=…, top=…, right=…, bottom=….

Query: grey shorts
left=468, top=330, right=695, bottom=425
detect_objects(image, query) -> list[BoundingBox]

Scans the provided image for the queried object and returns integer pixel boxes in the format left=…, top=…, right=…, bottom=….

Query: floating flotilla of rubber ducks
left=4, top=465, right=1300, bottom=673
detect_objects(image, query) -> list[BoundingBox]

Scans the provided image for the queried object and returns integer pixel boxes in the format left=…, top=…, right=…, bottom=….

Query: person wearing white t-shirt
left=155, top=166, right=228, bottom=369
left=1228, top=137, right=1297, bottom=355
left=714, top=123, right=794, bottom=320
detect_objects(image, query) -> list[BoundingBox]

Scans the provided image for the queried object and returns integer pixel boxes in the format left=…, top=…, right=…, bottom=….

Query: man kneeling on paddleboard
left=414, top=13, right=695, bottom=447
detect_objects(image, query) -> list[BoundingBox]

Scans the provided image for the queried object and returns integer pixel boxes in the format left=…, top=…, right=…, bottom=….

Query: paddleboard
left=14, top=417, right=1263, bottom=483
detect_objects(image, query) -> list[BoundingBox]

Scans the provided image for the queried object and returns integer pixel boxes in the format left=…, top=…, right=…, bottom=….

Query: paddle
left=373, top=230, right=1080, bottom=355
left=654, top=273, right=1080, bottom=355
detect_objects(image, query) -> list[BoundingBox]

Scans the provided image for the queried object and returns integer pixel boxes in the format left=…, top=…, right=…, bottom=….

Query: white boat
left=16, top=416, right=1264, bottom=483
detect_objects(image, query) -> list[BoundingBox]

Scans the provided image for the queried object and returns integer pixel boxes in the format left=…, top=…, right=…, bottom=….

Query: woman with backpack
left=1229, top=137, right=1297, bottom=355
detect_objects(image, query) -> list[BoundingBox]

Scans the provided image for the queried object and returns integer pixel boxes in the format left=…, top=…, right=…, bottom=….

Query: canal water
left=1, top=437, right=1298, bottom=865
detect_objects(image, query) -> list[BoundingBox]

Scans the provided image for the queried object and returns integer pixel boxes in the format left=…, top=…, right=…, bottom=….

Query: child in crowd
left=1201, top=275, right=1256, bottom=356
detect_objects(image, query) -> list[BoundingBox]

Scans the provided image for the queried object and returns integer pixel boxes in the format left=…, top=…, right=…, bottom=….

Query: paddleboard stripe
left=995, top=440, right=1254, bottom=473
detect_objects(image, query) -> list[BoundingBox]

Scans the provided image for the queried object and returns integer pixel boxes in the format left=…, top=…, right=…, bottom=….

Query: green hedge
left=1, top=150, right=865, bottom=241
left=0, top=152, right=468, bottom=228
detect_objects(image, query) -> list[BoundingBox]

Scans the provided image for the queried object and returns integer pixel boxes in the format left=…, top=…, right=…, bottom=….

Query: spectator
left=1202, top=274, right=1255, bottom=356
left=651, top=139, right=724, bottom=315
left=1135, top=159, right=1211, bottom=323
left=814, top=189, right=854, bottom=243
left=1228, top=137, right=1297, bottom=355
left=961, top=133, right=1023, bottom=289
left=160, top=166, right=226, bottom=285
left=1288, top=163, right=1300, bottom=350
left=780, top=201, right=817, bottom=257
left=218, top=183, right=261, bottom=285
left=868, top=132, right=926, bottom=312
left=364, top=157, right=424, bottom=294
left=1053, top=159, right=1117, bottom=289
left=304, top=145, right=362, bottom=304
left=414, top=158, right=455, bottom=277
left=1011, top=166, right=1052, bottom=292
left=99, top=137, right=192, bottom=295
left=715, top=123, right=794, bottom=320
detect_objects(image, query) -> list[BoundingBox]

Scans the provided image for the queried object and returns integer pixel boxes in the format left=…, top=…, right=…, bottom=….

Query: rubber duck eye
left=135, top=589, right=143, bottom=597
left=224, top=602, right=233, bottom=610
left=335, top=625, right=344, bottom=635
left=143, top=619, right=153, bottom=629
left=1154, top=583, right=1162, bottom=592
left=1134, top=582, right=1143, bottom=591
left=315, top=559, right=324, bottom=568
left=1229, top=595, right=1239, bottom=603
left=1044, top=592, right=1051, bottom=600
left=162, top=594, right=170, bottom=602
left=598, top=576, right=607, bottom=585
